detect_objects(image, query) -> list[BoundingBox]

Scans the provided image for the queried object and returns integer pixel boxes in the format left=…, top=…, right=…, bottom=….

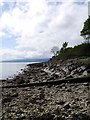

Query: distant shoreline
left=0, top=58, right=50, bottom=63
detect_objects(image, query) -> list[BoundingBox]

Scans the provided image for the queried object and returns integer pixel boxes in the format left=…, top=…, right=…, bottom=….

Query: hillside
left=55, top=43, right=90, bottom=60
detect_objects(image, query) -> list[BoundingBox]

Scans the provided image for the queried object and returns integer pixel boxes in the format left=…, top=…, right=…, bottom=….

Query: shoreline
left=1, top=58, right=90, bottom=120
left=0, top=61, right=42, bottom=81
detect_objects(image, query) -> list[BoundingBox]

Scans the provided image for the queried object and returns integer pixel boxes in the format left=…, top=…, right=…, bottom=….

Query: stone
left=87, top=69, right=90, bottom=73
left=64, top=103, right=70, bottom=109
left=65, top=75, right=73, bottom=79
left=54, top=73, right=60, bottom=78
left=16, top=77, right=24, bottom=84
left=39, top=93, right=45, bottom=100
left=39, top=113, right=55, bottom=120
left=56, top=100, right=65, bottom=105
left=71, top=69, right=77, bottom=75
left=72, top=113, right=90, bottom=120
left=83, top=71, right=88, bottom=76
left=10, top=93, right=18, bottom=97
left=2, top=97, right=11, bottom=103
left=71, top=105, right=80, bottom=109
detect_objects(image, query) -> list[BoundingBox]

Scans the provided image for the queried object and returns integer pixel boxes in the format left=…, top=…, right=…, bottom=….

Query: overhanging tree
left=80, top=16, right=90, bottom=42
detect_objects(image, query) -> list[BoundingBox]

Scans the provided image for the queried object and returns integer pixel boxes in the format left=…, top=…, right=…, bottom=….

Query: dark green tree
left=61, top=42, right=68, bottom=52
left=80, top=16, right=90, bottom=42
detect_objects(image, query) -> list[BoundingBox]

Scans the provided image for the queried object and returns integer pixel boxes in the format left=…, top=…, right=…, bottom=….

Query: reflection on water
left=0, top=62, right=30, bottom=80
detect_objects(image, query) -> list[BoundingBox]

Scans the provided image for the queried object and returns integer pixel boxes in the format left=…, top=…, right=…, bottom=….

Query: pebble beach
left=1, top=58, right=90, bottom=120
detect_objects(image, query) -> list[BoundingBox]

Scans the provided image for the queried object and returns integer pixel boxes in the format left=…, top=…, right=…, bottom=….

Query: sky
left=0, top=0, right=89, bottom=60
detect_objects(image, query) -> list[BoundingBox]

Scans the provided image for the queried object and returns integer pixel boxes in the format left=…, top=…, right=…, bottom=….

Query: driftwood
left=2, top=76, right=90, bottom=88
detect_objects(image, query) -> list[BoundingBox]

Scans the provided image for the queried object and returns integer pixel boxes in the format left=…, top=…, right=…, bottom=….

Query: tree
left=61, top=42, right=68, bottom=51
left=62, top=42, right=68, bottom=49
left=80, top=16, right=90, bottom=43
left=51, top=46, right=59, bottom=56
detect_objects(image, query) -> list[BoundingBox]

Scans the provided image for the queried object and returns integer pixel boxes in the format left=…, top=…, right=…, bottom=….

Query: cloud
left=0, top=0, right=88, bottom=60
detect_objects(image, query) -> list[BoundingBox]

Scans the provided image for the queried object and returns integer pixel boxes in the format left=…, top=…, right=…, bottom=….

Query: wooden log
left=1, top=76, right=90, bottom=88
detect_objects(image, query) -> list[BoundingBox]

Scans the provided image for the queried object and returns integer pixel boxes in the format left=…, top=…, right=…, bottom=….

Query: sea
left=0, top=62, right=35, bottom=80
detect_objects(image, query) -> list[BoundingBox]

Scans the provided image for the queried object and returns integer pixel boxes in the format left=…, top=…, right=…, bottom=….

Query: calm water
left=0, top=62, right=33, bottom=80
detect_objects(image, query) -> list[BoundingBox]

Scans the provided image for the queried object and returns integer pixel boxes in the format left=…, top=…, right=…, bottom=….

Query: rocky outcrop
left=7, top=58, right=90, bottom=85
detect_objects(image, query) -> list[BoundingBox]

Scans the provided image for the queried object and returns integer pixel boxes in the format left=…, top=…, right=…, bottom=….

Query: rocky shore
left=1, top=58, right=90, bottom=120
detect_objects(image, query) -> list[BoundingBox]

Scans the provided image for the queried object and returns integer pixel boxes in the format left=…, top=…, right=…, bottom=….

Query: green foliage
left=80, top=16, right=90, bottom=41
left=56, top=43, right=90, bottom=60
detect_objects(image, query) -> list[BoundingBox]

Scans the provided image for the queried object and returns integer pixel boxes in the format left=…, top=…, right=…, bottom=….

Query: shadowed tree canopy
left=62, top=42, right=68, bottom=49
left=60, top=42, right=68, bottom=52
left=80, top=16, right=90, bottom=42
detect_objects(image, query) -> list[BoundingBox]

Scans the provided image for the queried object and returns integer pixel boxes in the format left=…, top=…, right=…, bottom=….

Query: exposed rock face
left=1, top=58, right=90, bottom=120
left=6, top=58, right=90, bottom=85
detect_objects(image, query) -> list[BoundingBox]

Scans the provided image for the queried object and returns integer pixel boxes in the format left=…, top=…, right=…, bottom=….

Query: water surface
left=0, top=62, right=31, bottom=80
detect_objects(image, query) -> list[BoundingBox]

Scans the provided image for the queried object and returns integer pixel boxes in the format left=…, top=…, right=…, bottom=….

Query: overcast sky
left=0, top=0, right=89, bottom=60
